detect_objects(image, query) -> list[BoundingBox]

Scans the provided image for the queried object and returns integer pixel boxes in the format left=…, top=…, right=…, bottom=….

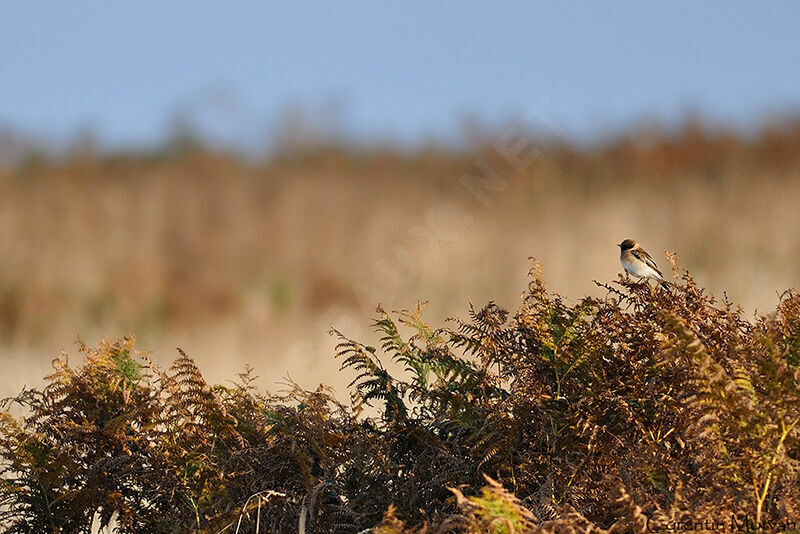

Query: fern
left=2, top=262, right=800, bottom=532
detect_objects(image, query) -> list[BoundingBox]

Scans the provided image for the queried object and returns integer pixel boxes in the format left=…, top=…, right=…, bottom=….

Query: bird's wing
left=632, top=248, right=663, bottom=277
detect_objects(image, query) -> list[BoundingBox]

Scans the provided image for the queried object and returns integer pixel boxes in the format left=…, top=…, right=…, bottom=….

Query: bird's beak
left=617, top=243, right=622, bottom=248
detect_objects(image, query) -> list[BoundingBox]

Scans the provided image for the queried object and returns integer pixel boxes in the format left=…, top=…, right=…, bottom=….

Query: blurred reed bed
left=0, top=120, right=799, bottom=397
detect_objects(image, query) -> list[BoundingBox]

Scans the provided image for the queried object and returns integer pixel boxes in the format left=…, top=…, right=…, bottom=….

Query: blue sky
left=2, top=1, right=799, bottom=149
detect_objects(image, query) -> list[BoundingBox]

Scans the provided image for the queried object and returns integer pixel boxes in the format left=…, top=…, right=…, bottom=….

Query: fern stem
left=754, top=418, right=797, bottom=524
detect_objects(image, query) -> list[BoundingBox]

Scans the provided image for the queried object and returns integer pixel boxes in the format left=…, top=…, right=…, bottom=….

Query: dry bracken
left=1, top=262, right=799, bottom=533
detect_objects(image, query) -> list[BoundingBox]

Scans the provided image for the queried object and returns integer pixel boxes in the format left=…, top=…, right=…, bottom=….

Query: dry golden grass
left=1, top=121, right=800, bottom=399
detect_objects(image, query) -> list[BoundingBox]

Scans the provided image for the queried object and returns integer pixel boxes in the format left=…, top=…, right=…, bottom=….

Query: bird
left=618, top=239, right=669, bottom=289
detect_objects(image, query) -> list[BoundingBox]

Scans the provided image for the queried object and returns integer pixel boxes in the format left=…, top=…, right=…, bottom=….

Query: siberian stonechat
left=618, top=239, right=669, bottom=289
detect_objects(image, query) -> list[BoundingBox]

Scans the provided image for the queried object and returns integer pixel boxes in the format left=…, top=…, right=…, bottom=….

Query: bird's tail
left=659, top=280, right=670, bottom=290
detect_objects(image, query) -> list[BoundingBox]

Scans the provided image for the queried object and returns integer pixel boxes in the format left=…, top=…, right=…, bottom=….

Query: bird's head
left=618, top=239, right=637, bottom=251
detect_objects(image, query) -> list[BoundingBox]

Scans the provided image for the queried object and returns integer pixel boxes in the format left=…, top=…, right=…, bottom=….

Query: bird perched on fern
left=618, top=239, right=669, bottom=289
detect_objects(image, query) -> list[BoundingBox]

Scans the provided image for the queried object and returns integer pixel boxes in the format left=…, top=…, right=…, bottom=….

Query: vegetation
left=1, top=261, right=798, bottom=533
left=3, top=119, right=800, bottom=356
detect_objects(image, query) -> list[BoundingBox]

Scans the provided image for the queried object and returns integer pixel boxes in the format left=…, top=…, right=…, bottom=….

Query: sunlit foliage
left=2, top=262, right=798, bottom=532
